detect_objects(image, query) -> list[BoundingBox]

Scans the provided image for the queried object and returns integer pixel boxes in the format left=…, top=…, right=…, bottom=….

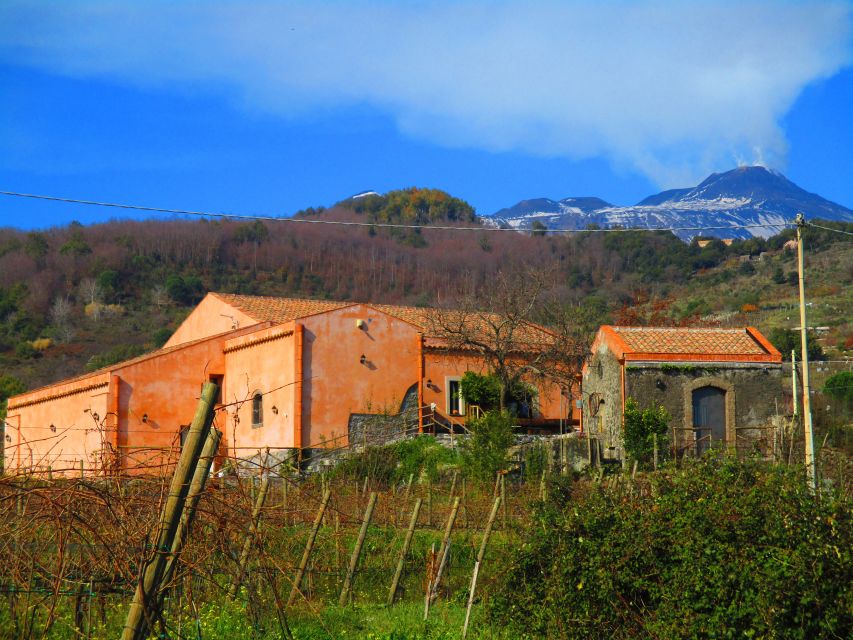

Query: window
left=447, top=377, right=465, bottom=416
left=252, top=392, right=263, bottom=427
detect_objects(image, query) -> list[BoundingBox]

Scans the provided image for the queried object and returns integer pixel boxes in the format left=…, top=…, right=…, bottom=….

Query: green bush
left=488, top=458, right=852, bottom=639
left=85, top=343, right=146, bottom=371
left=768, top=327, right=825, bottom=361
left=152, top=327, right=173, bottom=348
left=460, top=371, right=501, bottom=410
left=824, top=371, right=853, bottom=413
left=623, top=398, right=669, bottom=467
left=333, top=436, right=460, bottom=486
left=461, top=411, right=514, bottom=483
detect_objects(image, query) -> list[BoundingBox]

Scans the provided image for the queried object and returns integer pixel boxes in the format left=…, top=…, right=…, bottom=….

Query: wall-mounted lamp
left=49, top=424, right=56, bottom=432
left=359, top=354, right=367, bottom=365
left=356, top=319, right=366, bottom=330
left=271, top=406, right=279, bottom=415
left=92, top=412, right=99, bottom=422
left=427, top=378, right=432, bottom=386
left=655, top=378, right=666, bottom=390
left=142, top=413, right=148, bottom=424
left=4, top=434, right=10, bottom=443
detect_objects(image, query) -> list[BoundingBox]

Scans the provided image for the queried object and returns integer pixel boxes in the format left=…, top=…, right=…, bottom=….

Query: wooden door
left=692, top=386, right=726, bottom=455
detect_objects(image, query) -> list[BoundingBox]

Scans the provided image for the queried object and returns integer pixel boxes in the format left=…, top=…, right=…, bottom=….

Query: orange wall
left=112, top=332, right=240, bottom=472
left=423, top=350, right=574, bottom=423
left=165, top=293, right=258, bottom=347
left=224, top=323, right=298, bottom=459
left=300, top=305, right=420, bottom=448
left=5, top=375, right=110, bottom=476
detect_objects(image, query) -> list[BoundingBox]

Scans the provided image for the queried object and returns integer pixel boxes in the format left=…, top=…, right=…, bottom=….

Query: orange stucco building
left=4, top=293, right=576, bottom=476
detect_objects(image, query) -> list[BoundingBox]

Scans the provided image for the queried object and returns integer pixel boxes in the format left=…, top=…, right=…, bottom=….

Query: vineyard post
left=462, top=495, right=501, bottom=639
left=427, top=478, right=432, bottom=527
left=387, top=497, right=423, bottom=605
left=228, top=472, right=271, bottom=599
left=122, top=382, right=218, bottom=640
left=462, top=477, right=468, bottom=528
left=428, top=496, right=461, bottom=605
left=287, top=488, right=332, bottom=606
left=159, top=427, right=222, bottom=604
left=500, top=474, right=507, bottom=528
left=339, top=491, right=377, bottom=607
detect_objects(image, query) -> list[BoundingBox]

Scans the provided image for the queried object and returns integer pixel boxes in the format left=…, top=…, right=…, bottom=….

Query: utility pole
left=795, top=213, right=817, bottom=491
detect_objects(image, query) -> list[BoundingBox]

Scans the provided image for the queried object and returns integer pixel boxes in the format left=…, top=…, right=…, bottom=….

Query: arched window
left=252, top=392, right=263, bottom=427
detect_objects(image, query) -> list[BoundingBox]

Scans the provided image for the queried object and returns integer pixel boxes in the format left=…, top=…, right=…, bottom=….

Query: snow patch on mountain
left=486, top=167, right=853, bottom=240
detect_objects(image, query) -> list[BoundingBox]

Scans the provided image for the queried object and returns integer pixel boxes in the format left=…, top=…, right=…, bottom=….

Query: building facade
left=5, top=293, right=576, bottom=476
left=582, top=326, right=783, bottom=462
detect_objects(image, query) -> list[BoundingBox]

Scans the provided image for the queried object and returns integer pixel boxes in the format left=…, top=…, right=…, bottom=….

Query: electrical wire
left=807, top=221, right=853, bottom=238
left=0, top=189, right=793, bottom=235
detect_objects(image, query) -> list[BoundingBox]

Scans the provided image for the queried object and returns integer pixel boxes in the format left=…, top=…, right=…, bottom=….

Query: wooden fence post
left=387, top=497, right=423, bottom=605
left=122, top=382, right=218, bottom=640
left=287, top=488, right=332, bottom=606
left=339, top=491, right=377, bottom=607
left=500, top=474, right=507, bottom=528
left=462, top=495, right=501, bottom=639
left=427, top=496, right=461, bottom=606
left=158, top=427, right=222, bottom=605
left=228, top=473, right=271, bottom=599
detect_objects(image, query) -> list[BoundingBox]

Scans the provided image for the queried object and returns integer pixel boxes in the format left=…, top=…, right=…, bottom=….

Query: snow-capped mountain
left=487, top=167, right=853, bottom=240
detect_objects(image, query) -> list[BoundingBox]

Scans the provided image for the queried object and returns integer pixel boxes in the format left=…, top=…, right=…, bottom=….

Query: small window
left=447, top=377, right=466, bottom=417
left=252, top=392, right=263, bottom=427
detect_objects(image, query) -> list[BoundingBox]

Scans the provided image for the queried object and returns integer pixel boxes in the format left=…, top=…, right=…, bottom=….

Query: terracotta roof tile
left=213, top=293, right=349, bottom=322
left=212, top=294, right=558, bottom=346
left=609, top=326, right=775, bottom=357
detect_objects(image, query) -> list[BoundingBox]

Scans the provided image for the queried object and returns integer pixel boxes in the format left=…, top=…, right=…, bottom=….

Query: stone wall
left=625, top=363, right=784, bottom=457
left=581, top=343, right=626, bottom=462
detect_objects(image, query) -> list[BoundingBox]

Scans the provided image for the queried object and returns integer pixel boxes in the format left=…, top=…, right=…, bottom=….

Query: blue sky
left=1, top=1, right=852, bottom=230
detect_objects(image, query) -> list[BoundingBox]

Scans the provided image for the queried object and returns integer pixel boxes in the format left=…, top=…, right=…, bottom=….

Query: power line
left=807, top=221, right=853, bottom=238
left=0, top=189, right=792, bottom=235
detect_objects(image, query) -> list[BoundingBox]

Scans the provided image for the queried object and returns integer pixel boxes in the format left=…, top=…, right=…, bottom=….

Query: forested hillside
left=0, top=187, right=851, bottom=399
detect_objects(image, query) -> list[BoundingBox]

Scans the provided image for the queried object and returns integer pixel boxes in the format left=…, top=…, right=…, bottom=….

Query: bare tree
left=427, top=268, right=586, bottom=412
left=79, top=278, right=103, bottom=306
left=151, top=285, right=167, bottom=310
left=49, top=296, right=74, bottom=343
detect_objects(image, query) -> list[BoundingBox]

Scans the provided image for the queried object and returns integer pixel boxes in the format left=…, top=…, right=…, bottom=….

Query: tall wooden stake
left=122, top=382, right=218, bottom=640
left=339, top=491, right=377, bottom=606
left=387, top=497, right=423, bottom=605
left=159, top=428, right=222, bottom=604
left=228, top=473, right=271, bottom=599
left=427, top=496, right=461, bottom=605
left=795, top=213, right=817, bottom=491
left=462, top=495, right=501, bottom=639
left=500, top=474, right=507, bottom=528
left=287, top=489, right=331, bottom=606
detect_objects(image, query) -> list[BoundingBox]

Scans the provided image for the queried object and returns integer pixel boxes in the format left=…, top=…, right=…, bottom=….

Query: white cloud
left=1, top=1, right=851, bottom=187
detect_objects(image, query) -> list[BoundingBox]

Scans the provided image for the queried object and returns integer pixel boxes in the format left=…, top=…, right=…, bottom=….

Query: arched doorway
left=692, top=386, right=726, bottom=455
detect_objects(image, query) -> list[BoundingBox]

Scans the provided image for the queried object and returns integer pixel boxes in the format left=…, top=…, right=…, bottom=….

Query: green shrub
left=523, top=440, right=549, bottom=482
left=824, top=371, right=853, bottom=412
left=333, top=436, right=460, bottom=486
left=460, top=371, right=501, bottom=410
left=623, top=398, right=669, bottom=468
left=488, top=458, right=852, bottom=639
left=85, top=343, right=146, bottom=371
left=152, top=327, right=173, bottom=348
left=461, top=411, right=514, bottom=483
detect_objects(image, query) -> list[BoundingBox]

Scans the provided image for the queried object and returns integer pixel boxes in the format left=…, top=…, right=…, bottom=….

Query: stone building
left=582, top=326, right=783, bottom=462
